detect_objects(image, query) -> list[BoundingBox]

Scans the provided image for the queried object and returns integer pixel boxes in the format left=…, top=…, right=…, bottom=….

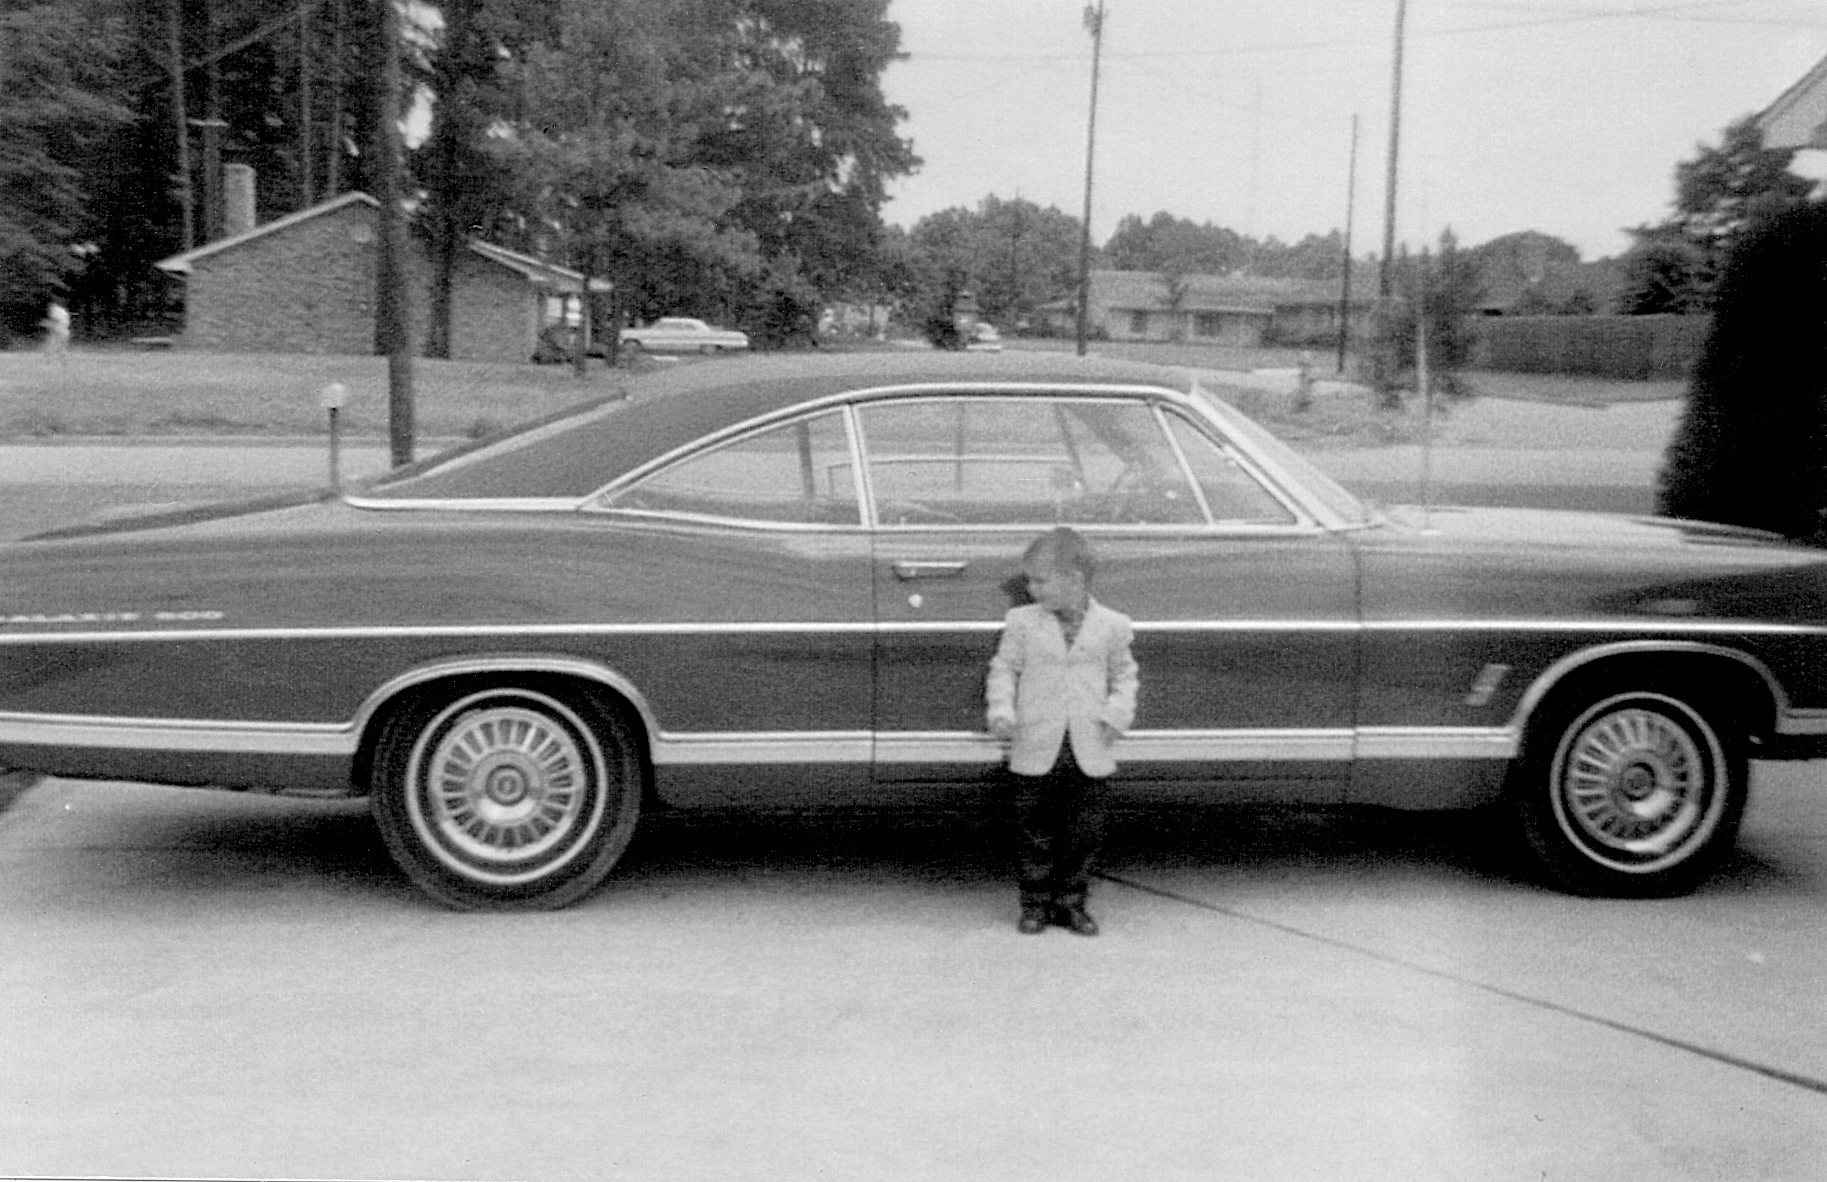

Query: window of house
left=1194, top=312, right=1223, bottom=338
left=601, top=410, right=859, bottom=526
left=1128, top=310, right=1148, bottom=335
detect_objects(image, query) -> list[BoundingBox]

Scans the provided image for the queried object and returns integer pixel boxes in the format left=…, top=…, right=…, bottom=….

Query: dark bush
left=1655, top=202, right=1827, bottom=539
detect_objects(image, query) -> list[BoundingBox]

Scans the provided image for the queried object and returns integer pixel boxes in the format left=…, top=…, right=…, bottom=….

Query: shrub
left=1655, top=202, right=1827, bottom=538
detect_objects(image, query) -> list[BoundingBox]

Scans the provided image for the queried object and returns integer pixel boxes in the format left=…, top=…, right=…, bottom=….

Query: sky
left=879, top=0, right=1827, bottom=262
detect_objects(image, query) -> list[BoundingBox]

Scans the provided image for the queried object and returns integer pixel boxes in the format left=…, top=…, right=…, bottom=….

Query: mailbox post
left=319, top=381, right=348, bottom=490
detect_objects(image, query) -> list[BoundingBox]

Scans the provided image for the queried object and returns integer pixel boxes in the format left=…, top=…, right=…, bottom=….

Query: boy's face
left=1024, top=558, right=1088, bottom=615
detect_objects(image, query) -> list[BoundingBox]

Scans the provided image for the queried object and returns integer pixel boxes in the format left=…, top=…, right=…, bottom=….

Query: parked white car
left=966, top=322, right=1004, bottom=352
left=619, top=317, right=750, bottom=354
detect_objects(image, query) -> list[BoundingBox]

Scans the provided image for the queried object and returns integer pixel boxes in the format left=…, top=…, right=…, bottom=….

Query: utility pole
left=374, top=0, right=415, bottom=467
left=1374, top=0, right=1408, bottom=406
left=1075, top=0, right=1106, bottom=358
left=1337, top=113, right=1359, bottom=373
left=1377, top=0, right=1407, bottom=303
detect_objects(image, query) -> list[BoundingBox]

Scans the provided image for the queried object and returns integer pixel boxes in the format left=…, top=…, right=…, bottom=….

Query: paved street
left=1, top=768, right=1824, bottom=1179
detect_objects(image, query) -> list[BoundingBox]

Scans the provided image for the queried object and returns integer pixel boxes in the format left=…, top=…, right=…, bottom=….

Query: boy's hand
left=989, top=716, right=1016, bottom=742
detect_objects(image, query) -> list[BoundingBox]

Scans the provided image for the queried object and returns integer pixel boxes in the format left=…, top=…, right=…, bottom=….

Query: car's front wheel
left=371, top=683, right=643, bottom=910
left=1512, top=687, right=1745, bottom=896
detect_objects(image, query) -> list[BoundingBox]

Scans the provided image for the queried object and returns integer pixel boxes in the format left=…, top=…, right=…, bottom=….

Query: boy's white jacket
left=985, top=598, right=1140, bottom=777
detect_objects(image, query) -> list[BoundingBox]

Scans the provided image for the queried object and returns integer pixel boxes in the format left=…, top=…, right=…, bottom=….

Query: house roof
left=1083, top=269, right=1363, bottom=314
left=1759, top=53, right=1827, bottom=150
left=155, top=192, right=379, bottom=275
left=154, top=191, right=608, bottom=292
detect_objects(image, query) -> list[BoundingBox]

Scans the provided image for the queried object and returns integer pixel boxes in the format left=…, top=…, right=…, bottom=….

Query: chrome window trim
left=337, top=378, right=1364, bottom=535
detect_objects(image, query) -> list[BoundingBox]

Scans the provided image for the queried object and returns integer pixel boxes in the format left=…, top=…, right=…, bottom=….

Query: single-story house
left=155, top=172, right=601, bottom=362
left=1039, top=270, right=1370, bottom=347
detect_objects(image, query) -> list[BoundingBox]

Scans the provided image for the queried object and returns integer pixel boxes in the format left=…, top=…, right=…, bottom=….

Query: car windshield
left=1188, top=381, right=1377, bottom=528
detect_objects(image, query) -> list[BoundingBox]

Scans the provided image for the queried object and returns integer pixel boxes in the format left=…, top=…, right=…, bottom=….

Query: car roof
left=364, top=351, right=1200, bottom=501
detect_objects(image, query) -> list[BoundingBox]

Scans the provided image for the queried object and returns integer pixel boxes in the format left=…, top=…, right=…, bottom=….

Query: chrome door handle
left=892, top=560, right=969, bottom=580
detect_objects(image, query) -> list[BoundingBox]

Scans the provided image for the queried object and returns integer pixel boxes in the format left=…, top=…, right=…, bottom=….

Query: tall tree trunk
left=373, top=0, right=414, bottom=466
left=298, top=2, right=312, bottom=209
left=327, top=0, right=343, bottom=194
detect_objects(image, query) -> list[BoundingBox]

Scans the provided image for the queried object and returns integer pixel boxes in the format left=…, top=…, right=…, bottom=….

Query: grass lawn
left=0, top=341, right=1682, bottom=446
left=0, top=348, right=629, bottom=441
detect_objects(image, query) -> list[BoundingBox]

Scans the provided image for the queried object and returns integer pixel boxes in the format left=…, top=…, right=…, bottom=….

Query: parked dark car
left=3, top=353, right=1824, bottom=909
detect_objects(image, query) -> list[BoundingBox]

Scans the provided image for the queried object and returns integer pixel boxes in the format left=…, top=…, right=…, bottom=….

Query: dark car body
left=4, top=352, right=1824, bottom=908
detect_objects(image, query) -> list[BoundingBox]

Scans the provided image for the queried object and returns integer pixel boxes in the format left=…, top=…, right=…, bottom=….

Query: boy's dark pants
left=1008, top=745, right=1108, bottom=911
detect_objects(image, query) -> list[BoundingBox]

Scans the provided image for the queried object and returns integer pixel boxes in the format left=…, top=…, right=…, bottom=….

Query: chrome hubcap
left=1561, top=706, right=1705, bottom=859
left=412, top=701, right=600, bottom=880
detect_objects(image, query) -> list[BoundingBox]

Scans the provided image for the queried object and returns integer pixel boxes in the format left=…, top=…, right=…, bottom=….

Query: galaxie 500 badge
left=1, top=609, right=225, bottom=625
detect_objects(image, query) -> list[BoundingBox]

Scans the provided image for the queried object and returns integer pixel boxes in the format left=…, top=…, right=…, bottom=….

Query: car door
left=592, top=406, right=876, bottom=807
left=859, top=391, right=1359, bottom=802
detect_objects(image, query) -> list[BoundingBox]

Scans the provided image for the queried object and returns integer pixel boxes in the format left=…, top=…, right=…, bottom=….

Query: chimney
left=222, top=164, right=257, bottom=239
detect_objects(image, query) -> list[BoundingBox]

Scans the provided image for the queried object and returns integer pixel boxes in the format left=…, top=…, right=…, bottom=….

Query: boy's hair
left=1023, top=526, right=1096, bottom=581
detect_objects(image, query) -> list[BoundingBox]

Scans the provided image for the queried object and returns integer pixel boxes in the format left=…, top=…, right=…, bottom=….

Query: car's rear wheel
left=370, top=683, right=643, bottom=910
left=1512, top=687, right=1745, bottom=896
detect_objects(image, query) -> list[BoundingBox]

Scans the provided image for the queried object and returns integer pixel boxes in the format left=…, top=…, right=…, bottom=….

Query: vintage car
left=3, top=353, right=1825, bottom=910
left=618, top=316, right=750, bottom=354
left=966, top=322, right=1004, bottom=352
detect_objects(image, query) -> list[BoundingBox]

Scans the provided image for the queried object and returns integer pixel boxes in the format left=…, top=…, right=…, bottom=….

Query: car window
left=1162, top=411, right=1297, bottom=524
left=601, top=409, right=859, bottom=526
left=857, top=397, right=1205, bottom=527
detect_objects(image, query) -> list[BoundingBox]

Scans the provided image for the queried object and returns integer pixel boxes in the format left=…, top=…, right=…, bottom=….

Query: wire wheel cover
left=1556, top=702, right=1715, bottom=864
left=407, top=697, right=606, bottom=884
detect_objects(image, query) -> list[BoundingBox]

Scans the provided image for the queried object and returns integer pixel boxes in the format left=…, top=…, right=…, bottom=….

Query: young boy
left=986, top=527, right=1139, bottom=936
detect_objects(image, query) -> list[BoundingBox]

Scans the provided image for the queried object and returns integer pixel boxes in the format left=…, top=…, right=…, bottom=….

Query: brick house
left=155, top=180, right=595, bottom=362
left=1039, top=269, right=1370, bottom=347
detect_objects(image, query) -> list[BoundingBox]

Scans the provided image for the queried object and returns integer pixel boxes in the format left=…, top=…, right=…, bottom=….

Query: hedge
left=1469, top=314, right=1709, bottom=380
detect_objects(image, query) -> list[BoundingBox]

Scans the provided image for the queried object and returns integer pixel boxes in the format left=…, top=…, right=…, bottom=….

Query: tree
left=1253, top=230, right=1349, bottom=281
left=415, top=0, right=539, bottom=358
left=491, top=0, right=773, bottom=368
left=0, top=1, right=133, bottom=343
left=1372, top=229, right=1483, bottom=404
left=1655, top=202, right=1827, bottom=538
left=714, top=0, right=918, bottom=311
left=903, top=196, right=1081, bottom=331
left=1102, top=211, right=1243, bottom=275
left=1620, top=116, right=1817, bottom=313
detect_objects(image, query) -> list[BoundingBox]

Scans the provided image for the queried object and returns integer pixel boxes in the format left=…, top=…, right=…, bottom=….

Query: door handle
left=892, top=559, right=969, bottom=580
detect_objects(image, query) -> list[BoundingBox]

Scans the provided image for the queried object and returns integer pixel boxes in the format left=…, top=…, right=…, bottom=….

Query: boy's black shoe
left=1018, top=906, right=1049, bottom=935
left=1056, top=905, right=1099, bottom=937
